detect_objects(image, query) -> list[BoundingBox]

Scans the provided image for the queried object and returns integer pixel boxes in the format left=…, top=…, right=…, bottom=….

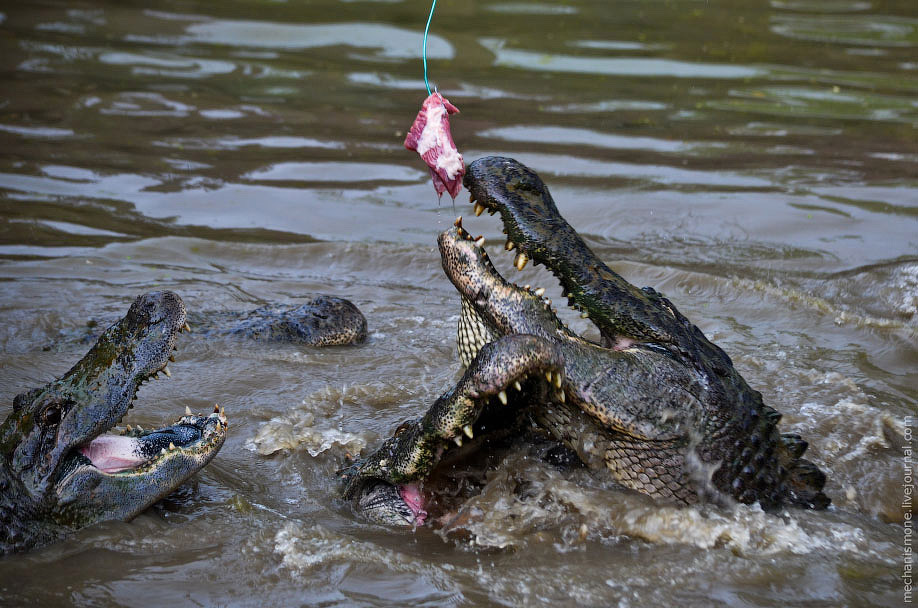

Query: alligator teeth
left=453, top=435, right=463, bottom=447
left=182, top=322, right=191, bottom=333
left=474, top=236, right=485, bottom=247
left=505, top=240, right=514, bottom=251
left=534, top=287, right=545, bottom=297
left=462, top=424, right=474, bottom=439
left=213, top=404, right=220, bottom=413
left=169, top=354, right=176, bottom=362
left=185, top=406, right=192, bottom=416
left=162, top=366, right=171, bottom=377
left=160, top=448, right=167, bottom=456
left=515, top=252, right=528, bottom=271
left=136, top=425, right=143, bottom=433
left=126, top=424, right=133, bottom=433
left=513, top=380, right=522, bottom=391
left=498, top=390, right=508, bottom=405
left=545, top=371, right=553, bottom=383
left=378, top=458, right=388, bottom=468
left=557, top=391, right=566, bottom=403
left=544, top=299, right=552, bottom=307
left=524, top=284, right=530, bottom=291
left=473, top=202, right=485, bottom=216
left=168, top=442, right=176, bottom=451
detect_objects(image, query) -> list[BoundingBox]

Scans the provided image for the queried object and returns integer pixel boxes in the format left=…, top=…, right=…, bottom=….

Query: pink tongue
left=398, top=483, right=428, bottom=526
left=78, top=435, right=147, bottom=474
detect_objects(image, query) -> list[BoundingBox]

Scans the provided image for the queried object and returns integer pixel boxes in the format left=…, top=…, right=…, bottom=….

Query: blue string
left=422, top=0, right=438, bottom=95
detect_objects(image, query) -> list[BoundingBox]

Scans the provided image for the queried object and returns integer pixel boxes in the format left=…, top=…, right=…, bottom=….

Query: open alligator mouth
left=2, top=291, right=233, bottom=553
left=341, top=328, right=565, bottom=527
left=58, top=320, right=228, bottom=483
left=72, top=405, right=227, bottom=477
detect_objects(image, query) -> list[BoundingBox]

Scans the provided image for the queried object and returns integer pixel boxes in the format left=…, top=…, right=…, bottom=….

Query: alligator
left=48, top=295, right=368, bottom=349
left=1, top=291, right=227, bottom=554
left=341, top=156, right=829, bottom=527
left=203, top=295, right=366, bottom=346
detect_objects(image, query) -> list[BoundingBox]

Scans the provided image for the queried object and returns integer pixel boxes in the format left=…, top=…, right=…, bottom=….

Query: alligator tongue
left=79, top=436, right=147, bottom=474
left=398, top=483, right=428, bottom=525
left=79, top=425, right=203, bottom=473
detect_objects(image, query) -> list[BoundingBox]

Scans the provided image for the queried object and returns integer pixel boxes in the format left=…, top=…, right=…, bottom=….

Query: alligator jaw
left=1, top=292, right=231, bottom=551
left=341, top=334, right=566, bottom=527
left=73, top=405, right=228, bottom=477
left=441, top=219, right=576, bottom=362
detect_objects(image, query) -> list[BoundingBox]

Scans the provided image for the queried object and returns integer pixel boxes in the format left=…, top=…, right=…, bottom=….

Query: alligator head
left=0, top=291, right=227, bottom=553
left=341, top=157, right=828, bottom=527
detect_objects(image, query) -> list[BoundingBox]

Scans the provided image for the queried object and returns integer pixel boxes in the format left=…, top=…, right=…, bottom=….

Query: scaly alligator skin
left=1, top=292, right=227, bottom=554
left=196, top=295, right=367, bottom=346
left=51, top=295, right=368, bottom=349
left=342, top=157, right=828, bottom=526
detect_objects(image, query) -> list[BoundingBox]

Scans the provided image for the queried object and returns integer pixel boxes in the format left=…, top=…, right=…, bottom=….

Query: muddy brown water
left=0, top=0, right=916, bottom=605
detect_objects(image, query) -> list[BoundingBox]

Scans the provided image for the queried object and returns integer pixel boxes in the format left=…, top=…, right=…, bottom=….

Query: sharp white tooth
left=505, top=240, right=514, bottom=251
left=182, top=322, right=191, bottom=332
left=160, top=448, right=167, bottom=455
left=557, top=391, right=566, bottom=403
left=534, top=287, right=545, bottom=297
left=378, top=459, right=388, bottom=468
left=475, top=236, right=485, bottom=247
left=545, top=371, right=553, bottom=383
left=168, top=442, right=176, bottom=451
left=474, top=202, right=485, bottom=216
left=544, top=299, right=552, bottom=306
left=514, top=380, right=522, bottom=391
left=136, top=425, right=143, bottom=433
left=498, top=390, right=508, bottom=405
left=524, top=284, right=530, bottom=291
left=554, top=373, right=562, bottom=388
left=162, top=366, right=171, bottom=377
left=453, top=435, right=463, bottom=447
left=463, top=424, right=474, bottom=439
left=126, top=424, right=133, bottom=433
left=185, top=406, right=193, bottom=416
left=515, top=252, right=529, bottom=271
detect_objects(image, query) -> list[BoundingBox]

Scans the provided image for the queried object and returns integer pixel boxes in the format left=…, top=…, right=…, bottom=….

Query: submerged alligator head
left=342, top=156, right=828, bottom=527
left=0, top=291, right=227, bottom=554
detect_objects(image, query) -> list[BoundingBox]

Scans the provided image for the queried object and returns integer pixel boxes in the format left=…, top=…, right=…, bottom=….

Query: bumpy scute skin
left=202, top=295, right=367, bottom=346
left=50, top=296, right=368, bottom=350
left=0, top=292, right=226, bottom=554
left=343, top=158, right=828, bottom=526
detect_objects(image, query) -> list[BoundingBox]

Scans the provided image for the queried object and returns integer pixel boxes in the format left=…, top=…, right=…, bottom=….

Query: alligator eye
left=42, top=404, right=62, bottom=426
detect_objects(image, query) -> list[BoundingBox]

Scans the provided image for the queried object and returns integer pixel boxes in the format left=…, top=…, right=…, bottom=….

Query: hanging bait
left=404, top=92, right=465, bottom=200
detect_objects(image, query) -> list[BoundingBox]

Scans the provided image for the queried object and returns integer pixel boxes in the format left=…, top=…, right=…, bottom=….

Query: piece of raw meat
left=404, top=92, right=465, bottom=199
